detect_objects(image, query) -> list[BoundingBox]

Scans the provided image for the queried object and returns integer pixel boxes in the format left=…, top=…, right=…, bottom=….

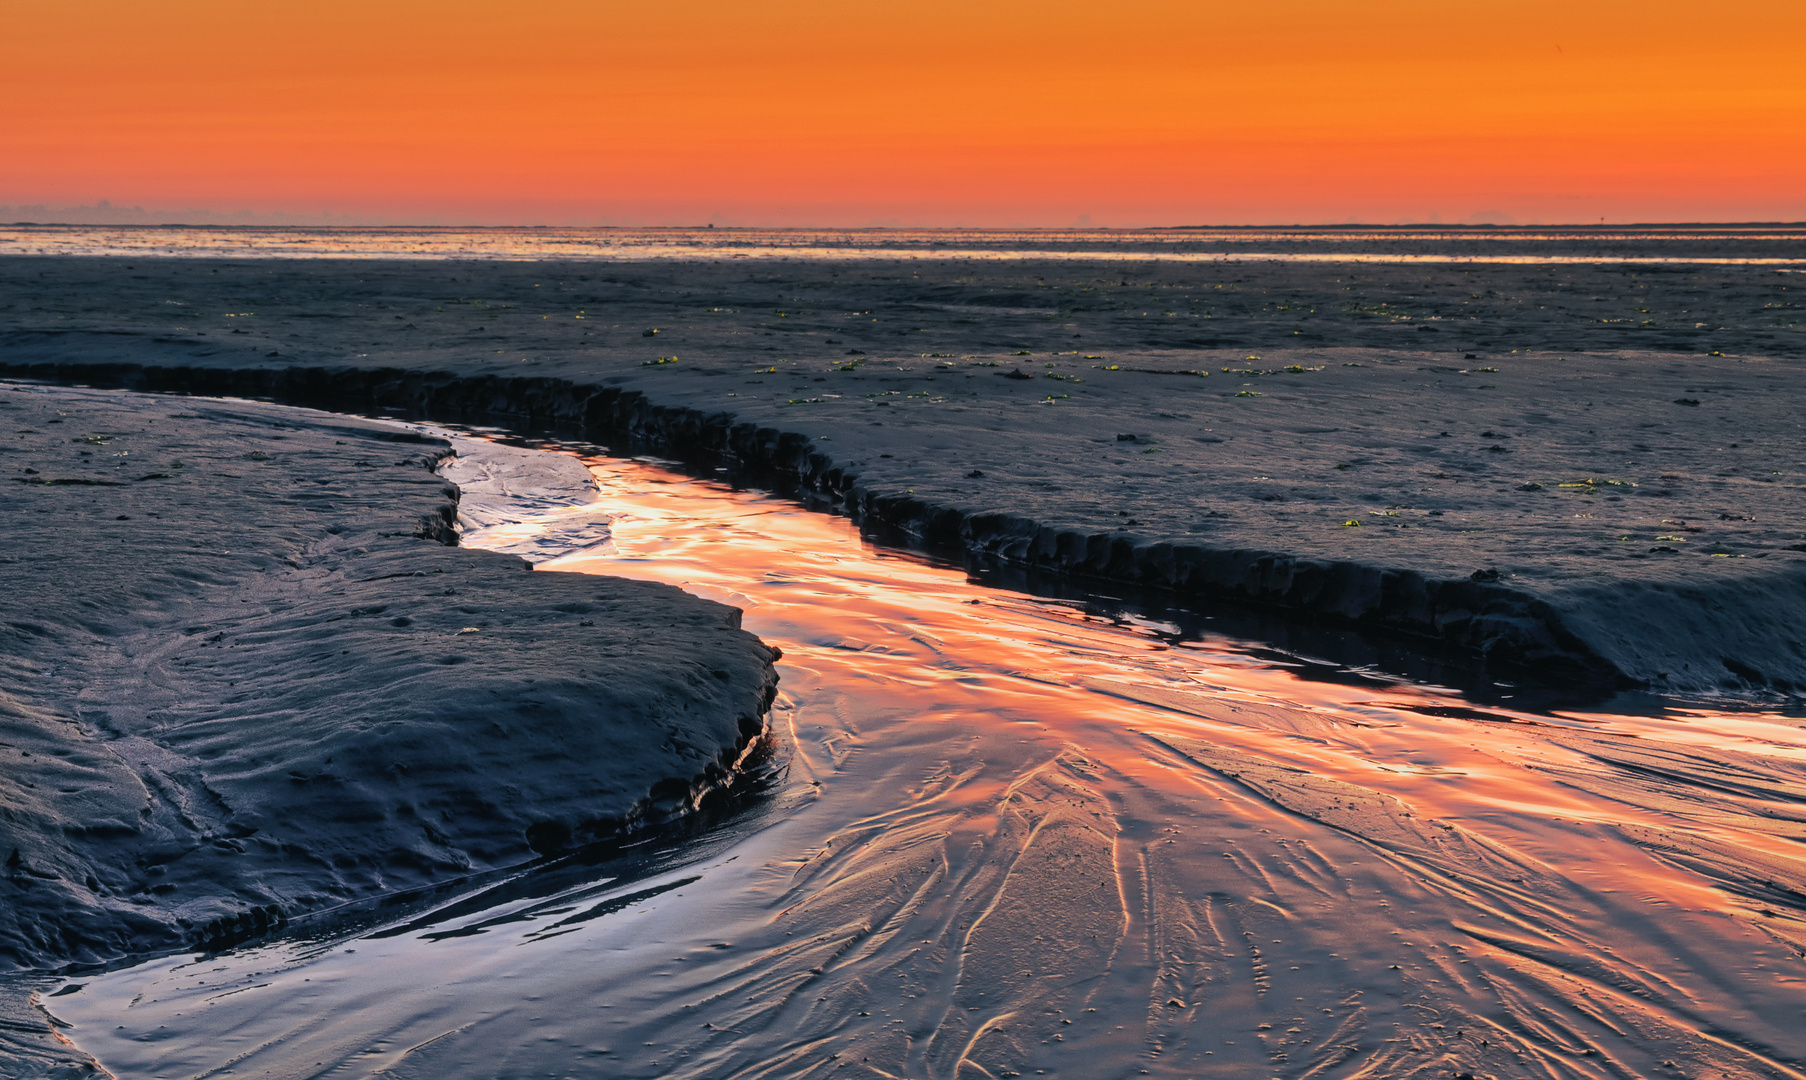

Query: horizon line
left=7, top=220, right=1806, bottom=231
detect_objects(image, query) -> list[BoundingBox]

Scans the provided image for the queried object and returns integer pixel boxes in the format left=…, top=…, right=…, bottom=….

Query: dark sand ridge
left=3, top=254, right=1802, bottom=692
left=0, top=384, right=779, bottom=988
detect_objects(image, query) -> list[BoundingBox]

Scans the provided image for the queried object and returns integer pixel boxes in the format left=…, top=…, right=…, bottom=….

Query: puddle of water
left=45, top=442, right=1806, bottom=1079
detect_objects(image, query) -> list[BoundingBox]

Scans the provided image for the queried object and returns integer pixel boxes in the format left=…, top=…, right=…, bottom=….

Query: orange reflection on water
left=54, top=442, right=1806, bottom=1080
left=520, top=453, right=1802, bottom=845
left=467, top=451, right=1806, bottom=1075
left=517, top=482, right=1761, bottom=862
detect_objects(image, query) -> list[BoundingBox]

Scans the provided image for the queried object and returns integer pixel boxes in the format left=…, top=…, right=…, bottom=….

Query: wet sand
left=34, top=442, right=1806, bottom=1080
left=1, top=238, right=1804, bottom=1075
left=0, top=385, right=778, bottom=1074
left=2, top=249, right=1803, bottom=690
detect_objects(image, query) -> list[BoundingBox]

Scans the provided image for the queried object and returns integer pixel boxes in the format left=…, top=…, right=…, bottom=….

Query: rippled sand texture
left=49, top=446, right=1806, bottom=1079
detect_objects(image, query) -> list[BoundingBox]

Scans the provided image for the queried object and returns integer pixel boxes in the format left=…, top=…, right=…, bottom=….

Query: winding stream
left=43, top=434, right=1806, bottom=1079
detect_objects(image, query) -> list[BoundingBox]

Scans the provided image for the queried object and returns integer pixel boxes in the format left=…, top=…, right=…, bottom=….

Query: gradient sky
left=5, top=0, right=1803, bottom=226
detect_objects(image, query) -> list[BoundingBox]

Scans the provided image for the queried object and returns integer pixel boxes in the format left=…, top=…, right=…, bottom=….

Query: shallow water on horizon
left=43, top=439, right=1806, bottom=1079
left=3, top=224, right=1805, bottom=266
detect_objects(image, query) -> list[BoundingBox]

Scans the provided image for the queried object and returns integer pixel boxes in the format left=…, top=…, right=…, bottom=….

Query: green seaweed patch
left=1223, top=363, right=1318, bottom=377
left=1114, top=366, right=1208, bottom=377
left=1342, top=301, right=1412, bottom=320
left=1557, top=478, right=1635, bottom=494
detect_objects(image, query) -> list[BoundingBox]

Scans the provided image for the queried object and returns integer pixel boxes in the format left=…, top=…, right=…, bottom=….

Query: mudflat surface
left=0, top=384, right=778, bottom=989
left=2, top=251, right=1804, bottom=693
left=35, top=445, right=1806, bottom=1080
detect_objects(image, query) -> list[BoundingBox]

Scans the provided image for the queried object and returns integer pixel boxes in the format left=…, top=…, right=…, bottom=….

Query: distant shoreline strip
left=1, top=243, right=1802, bottom=268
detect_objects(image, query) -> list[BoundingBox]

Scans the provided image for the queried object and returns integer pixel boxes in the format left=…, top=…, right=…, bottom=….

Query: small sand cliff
left=0, top=385, right=780, bottom=972
left=7, top=338, right=1805, bottom=696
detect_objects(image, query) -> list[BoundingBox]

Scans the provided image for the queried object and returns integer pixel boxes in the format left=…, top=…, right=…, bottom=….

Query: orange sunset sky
left=4, top=0, right=1803, bottom=226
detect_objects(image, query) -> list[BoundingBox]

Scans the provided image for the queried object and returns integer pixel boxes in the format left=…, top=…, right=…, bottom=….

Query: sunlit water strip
left=3, top=225, right=1805, bottom=266
left=44, top=439, right=1806, bottom=1080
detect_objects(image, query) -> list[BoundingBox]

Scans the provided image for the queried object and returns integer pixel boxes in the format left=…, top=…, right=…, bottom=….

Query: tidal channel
left=45, top=432, right=1806, bottom=1080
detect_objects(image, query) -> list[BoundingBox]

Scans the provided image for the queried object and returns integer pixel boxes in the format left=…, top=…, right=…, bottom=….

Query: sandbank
left=0, top=385, right=778, bottom=979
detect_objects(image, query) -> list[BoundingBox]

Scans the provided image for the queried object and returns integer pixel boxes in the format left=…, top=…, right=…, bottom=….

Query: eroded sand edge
left=0, top=385, right=779, bottom=982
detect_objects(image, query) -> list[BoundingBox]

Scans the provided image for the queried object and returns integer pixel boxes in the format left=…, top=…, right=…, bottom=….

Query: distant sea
left=1, top=225, right=1802, bottom=265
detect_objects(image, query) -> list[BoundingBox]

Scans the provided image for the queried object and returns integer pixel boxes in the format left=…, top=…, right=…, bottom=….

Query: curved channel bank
left=6, top=350, right=1801, bottom=694
left=0, top=384, right=779, bottom=981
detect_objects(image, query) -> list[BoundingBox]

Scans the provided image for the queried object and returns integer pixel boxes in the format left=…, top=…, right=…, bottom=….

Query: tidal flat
left=1, top=229, right=1804, bottom=1078
left=3, top=232, right=1804, bottom=690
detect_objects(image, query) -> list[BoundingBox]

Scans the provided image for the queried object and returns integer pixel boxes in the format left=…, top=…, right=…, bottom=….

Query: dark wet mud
left=39, top=440, right=1806, bottom=1080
